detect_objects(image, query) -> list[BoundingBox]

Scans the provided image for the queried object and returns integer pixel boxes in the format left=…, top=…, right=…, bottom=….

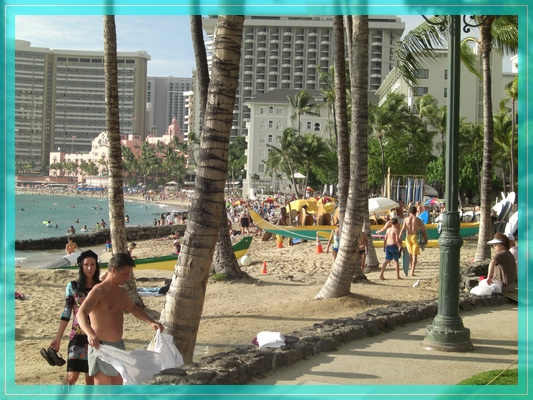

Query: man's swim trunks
left=89, top=339, right=126, bottom=377
left=385, top=245, right=400, bottom=261
left=406, top=234, right=420, bottom=255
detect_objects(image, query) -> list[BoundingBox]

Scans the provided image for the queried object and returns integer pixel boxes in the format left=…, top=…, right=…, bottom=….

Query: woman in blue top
left=49, top=250, right=100, bottom=385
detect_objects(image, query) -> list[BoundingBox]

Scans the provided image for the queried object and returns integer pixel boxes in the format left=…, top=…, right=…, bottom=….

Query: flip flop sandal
left=47, top=347, right=66, bottom=366
left=40, top=348, right=55, bottom=366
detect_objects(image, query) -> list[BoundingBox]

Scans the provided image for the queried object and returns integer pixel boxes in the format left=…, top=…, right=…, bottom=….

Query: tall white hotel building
left=201, top=15, right=406, bottom=138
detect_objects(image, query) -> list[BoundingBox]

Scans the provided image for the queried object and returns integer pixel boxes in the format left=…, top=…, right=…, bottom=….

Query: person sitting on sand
left=105, top=240, right=112, bottom=253
left=379, top=218, right=403, bottom=280
left=173, top=240, right=181, bottom=255
left=153, top=232, right=180, bottom=241
left=127, top=243, right=137, bottom=259
left=399, top=206, right=429, bottom=277
left=486, top=232, right=517, bottom=292
left=65, top=237, right=81, bottom=255
left=47, top=250, right=100, bottom=385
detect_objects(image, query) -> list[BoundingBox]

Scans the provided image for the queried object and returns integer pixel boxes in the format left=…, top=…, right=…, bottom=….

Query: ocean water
left=13, top=193, right=185, bottom=267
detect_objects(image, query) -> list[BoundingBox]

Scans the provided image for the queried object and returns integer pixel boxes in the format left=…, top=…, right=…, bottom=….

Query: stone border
left=143, top=293, right=513, bottom=385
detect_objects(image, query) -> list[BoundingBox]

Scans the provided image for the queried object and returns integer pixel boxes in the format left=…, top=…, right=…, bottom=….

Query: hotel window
left=276, top=107, right=283, bottom=115
left=259, top=149, right=267, bottom=159
left=259, top=135, right=266, bottom=144
left=269, top=106, right=274, bottom=114
left=413, top=87, right=429, bottom=96
left=414, top=69, right=429, bottom=79
left=258, top=163, right=265, bottom=173
left=444, top=87, right=448, bottom=98
left=260, top=121, right=266, bottom=130
left=276, top=121, right=283, bottom=130
left=268, top=121, right=273, bottom=128
left=259, top=107, right=265, bottom=114
left=314, top=123, right=320, bottom=131
left=267, top=134, right=273, bottom=143
left=444, top=70, right=448, bottom=79
left=306, top=121, right=312, bottom=130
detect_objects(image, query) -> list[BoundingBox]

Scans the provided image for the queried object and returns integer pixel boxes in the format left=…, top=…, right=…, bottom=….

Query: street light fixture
left=417, top=15, right=493, bottom=352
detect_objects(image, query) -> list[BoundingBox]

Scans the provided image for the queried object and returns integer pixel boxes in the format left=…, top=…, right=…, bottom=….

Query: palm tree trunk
left=334, top=15, right=350, bottom=227
left=211, top=206, right=249, bottom=278
left=160, top=16, right=244, bottom=363
left=510, top=99, right=516, bottom=194
left=103, top=15, right=144, bottom=307
left=190, top=15, right=209, bottom=132
left=473, top=17, right=496, bottom=262
left=317, top=16, right=369, bottom=298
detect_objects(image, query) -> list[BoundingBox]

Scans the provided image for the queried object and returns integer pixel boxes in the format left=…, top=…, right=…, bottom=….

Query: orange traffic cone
left=316, top=233, right=323, bottom=254
left=262, top=261, right=268, bottom=274
left=276, top=236, right=284, bottom=248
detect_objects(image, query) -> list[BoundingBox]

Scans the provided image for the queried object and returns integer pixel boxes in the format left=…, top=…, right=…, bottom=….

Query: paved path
left=255, top=303, right=518, bottom=386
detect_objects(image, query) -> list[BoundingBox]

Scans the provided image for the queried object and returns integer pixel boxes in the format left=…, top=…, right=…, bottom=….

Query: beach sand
left=14, top=230, right=481, bottom=385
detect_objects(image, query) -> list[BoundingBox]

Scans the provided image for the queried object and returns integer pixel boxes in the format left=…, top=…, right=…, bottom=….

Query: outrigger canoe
left=249, top=209, right=479, bottom=243
left=40, top=235, right=253, bottom=271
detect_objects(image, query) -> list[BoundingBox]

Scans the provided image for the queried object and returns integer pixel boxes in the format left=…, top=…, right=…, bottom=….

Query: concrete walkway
left=255, top=303, right=518, bottom=386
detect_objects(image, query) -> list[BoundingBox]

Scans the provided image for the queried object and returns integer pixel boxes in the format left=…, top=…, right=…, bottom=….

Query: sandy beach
left=14, top=229, right=482, bottom=385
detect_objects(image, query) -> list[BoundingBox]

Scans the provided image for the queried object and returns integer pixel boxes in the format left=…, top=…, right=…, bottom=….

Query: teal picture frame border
left=1, top=0, right=529, bottom=398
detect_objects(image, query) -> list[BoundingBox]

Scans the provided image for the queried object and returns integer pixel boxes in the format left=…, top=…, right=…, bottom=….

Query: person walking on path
left=379, top=218, right=403, bottom=280
left=399, top=206, right=428, bottom=277
left=48, top=250, right=101, bottom=385
left=77, top=253, right=164, bottom=385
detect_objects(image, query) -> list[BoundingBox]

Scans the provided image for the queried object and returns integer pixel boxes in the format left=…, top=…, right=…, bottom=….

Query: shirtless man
left=399, top=206, right=429, bottom=276
left=379, top=218, right=403, bottom=280
left=77, top=253, right=164, bottom=385
left=358, top=231, right=369, bottom=272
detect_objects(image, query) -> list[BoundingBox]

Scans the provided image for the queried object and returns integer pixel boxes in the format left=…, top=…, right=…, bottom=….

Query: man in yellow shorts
left=399, top=205, right=429, bottom=277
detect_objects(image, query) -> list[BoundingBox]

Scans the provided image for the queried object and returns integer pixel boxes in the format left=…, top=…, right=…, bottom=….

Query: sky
left=16, top=15, right=490, bottom=79
left=16, top=15, right=515, bottom=78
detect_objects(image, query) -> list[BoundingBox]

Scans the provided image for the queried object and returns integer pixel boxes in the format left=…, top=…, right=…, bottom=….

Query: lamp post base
left=421, top=321, right=474, bottom=352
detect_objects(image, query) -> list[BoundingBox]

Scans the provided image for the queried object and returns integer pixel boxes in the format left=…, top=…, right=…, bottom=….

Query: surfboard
left=505, top=211, right=518, bottom=237
left=402, top=249, right=410, bottom=276
left=501, top=192, right=516, bottom=222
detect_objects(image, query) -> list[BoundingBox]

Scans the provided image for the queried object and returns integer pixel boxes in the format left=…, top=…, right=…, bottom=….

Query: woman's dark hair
left=77, top=250, right=101, bottom=288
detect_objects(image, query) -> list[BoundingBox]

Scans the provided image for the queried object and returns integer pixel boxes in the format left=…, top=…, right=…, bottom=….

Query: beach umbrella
left=368, top=197, right=399, bottom=214
left=425, top=197, right=439, bottom=205
left=293, top=172, right=305, bottom=179
left=265, top=197, right=275, bottom=203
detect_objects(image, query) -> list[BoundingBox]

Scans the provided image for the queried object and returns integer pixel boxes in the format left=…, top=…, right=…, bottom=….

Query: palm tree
left=287, top=90, right=321, bottom=134
left=190, top=16, right=209, bottom=134
left=396, top=15, right=518, bottom=262
left=160, top=16, right=244, bottom=363
left=317, top=16, right=369, bottom=298
left=492, top=105, right=515, bottom=191
left=266, top=128, right=301, bottom=197
left=103, top=15, right=143, bottom=307
left=295, top=133, right=330, bottom=192
left=504, top=76, right=517, bottom=193
left=368, top=92, right=411, bottom=188
left=333, top=15, right=350, bottom=226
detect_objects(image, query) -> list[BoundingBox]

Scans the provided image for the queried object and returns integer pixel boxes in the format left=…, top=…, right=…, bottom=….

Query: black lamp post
left=419, top=15, right=491, bottom=352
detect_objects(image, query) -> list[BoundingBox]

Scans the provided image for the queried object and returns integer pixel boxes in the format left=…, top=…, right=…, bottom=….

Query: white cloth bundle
left=92, top=330, right=184, bottom=384
left=256, top=331, right=285, bottom=348
left=470, top=279, right=502, bottom=296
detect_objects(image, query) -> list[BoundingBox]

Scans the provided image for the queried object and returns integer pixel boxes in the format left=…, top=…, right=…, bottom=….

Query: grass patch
left=458, top=368, right=518, bottom=385
left=211, top=273, right=228, bottom=282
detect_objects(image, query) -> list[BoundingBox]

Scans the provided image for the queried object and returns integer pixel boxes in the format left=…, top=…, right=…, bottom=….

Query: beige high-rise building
left=15, top=40, right=150, bottom=171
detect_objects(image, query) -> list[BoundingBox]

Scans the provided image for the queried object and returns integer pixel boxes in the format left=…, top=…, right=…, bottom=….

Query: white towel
left=256, top=331, right=285, bottom=348
left=92, top=330, right=184, bottom=384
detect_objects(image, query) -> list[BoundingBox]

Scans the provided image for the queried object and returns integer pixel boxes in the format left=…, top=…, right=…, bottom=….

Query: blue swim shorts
left=385, top=245, right=400, bottom=261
